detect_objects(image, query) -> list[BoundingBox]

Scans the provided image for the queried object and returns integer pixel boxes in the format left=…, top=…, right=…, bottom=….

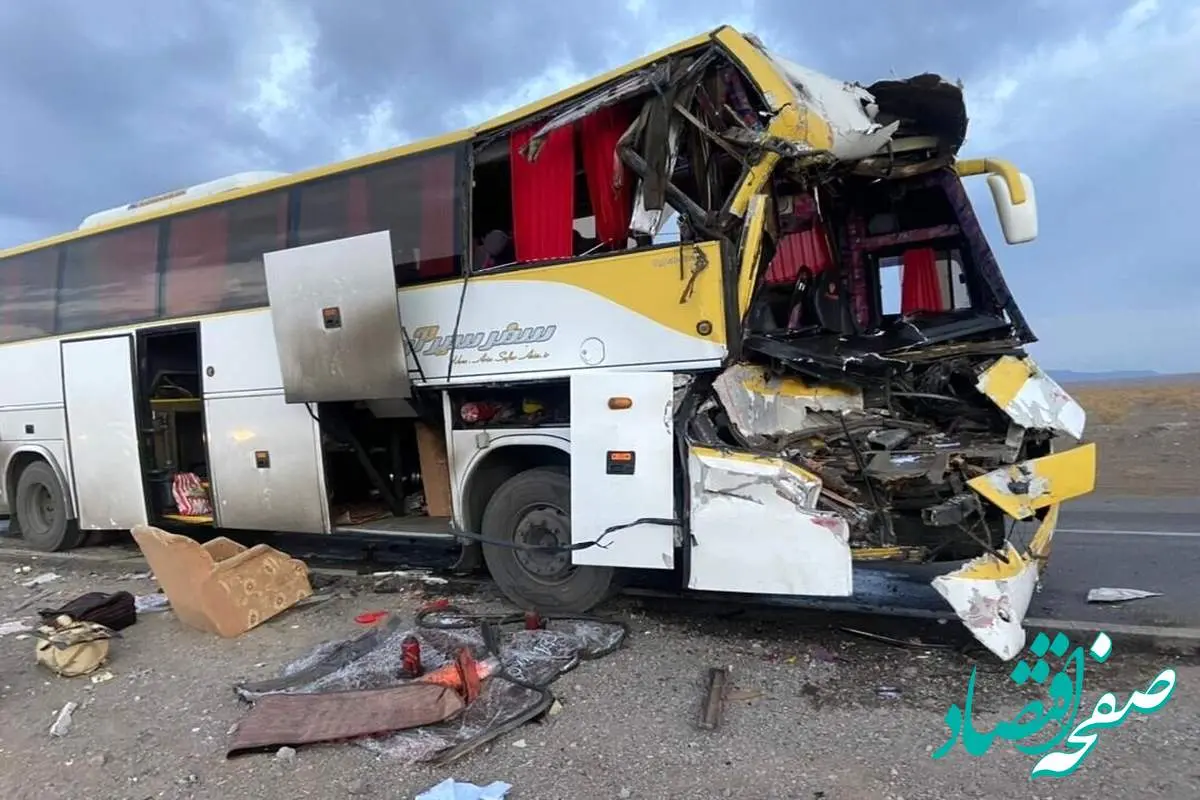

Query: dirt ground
left=1063, top=375, right=1200, bottom=497
left=2, top=558, right=1198, bottom=800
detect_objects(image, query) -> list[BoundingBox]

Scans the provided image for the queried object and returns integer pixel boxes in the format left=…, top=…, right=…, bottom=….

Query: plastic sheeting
left=234, top=607, right=626, bottom=764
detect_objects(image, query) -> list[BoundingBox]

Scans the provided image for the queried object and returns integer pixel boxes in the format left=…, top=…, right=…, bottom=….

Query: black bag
left=38, top=591, right=138, bottom=631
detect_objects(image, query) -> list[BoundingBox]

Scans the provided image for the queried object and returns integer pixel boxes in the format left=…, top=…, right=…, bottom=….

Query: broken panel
left=712, top=364, right=863, bottom=448
left=263, top=230, right=412, bottom=404
left=976, top=355, right=1086, bottom=439
left=968, top=443, right=1097, bottom=520
left=686, top=445, right=852, bottom=597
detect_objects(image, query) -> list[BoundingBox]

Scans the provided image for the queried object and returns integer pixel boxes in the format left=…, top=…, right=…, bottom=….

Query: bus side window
left=161, top=191, right=287, bottom=318
left=0, top=247, right=59, bottom=343
left=295, top=146, right=467, bottom=286
left=58, top=223, right=159, bottom=333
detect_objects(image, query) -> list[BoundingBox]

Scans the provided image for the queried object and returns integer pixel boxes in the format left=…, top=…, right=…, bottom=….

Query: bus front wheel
left=480, top=466, right=613, bottom=614
left=14, top=460, right=83, bottom=552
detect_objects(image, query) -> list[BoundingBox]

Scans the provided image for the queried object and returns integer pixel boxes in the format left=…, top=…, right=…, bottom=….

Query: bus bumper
left=933, top=443, right=1096, bottom=660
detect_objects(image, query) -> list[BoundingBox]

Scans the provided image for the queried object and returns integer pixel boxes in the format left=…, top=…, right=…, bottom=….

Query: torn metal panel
left=764, top=54, right=900, bottom=161
left=932, top=543, right=1038, bottom=661
left=976, top=355, right=1086, bottom=439
left=968, top=444, right=1097, bottom=520
left=528, top=70, right=662, bottom=144
left=712, top=363, right=863, bottom=447
left=686, top=445, right=852, bottom=596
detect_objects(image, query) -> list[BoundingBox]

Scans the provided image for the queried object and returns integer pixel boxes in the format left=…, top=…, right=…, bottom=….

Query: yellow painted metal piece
left=976, top=355, right=1032, bottom=410
left=690, top=444, right=821, bottom=485
left=968, top=443, right=1097, bottom=521
left=955, top=158, right=1027, bottom=205
left=1028, top=503, right=1061, bottom=565
left=476, top=241, right=724, bottom=343
left=850, top=546, right=923, bottom=562
left=735, top=194, right=769, bottom=319
left=737, top=367, right=860, bottom=403
left=712, top=28, right=836, bottom=217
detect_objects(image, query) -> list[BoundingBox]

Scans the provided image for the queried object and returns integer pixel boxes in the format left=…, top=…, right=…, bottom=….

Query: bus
left=0, top=26, right=1095, bottom=661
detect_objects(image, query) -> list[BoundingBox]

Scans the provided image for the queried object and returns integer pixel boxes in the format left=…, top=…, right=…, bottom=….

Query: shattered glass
left=233, top=610, right=626, bottom=764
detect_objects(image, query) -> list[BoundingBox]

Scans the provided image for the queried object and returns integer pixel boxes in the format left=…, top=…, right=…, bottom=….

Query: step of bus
left=332, top=515, right=456, bottom=540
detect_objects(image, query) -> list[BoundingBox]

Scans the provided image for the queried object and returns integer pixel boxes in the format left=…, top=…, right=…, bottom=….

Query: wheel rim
left=512, top=503, right=575, bottom=584
left=24, top=483, right=55, bottom=535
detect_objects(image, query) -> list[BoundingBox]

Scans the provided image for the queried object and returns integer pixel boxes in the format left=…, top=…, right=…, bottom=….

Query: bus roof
left=0, top=27, right=722, bottom=260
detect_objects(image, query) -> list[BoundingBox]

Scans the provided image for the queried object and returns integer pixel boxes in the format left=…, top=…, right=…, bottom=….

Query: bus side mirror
left=987, top=171, right=1038, bottom=245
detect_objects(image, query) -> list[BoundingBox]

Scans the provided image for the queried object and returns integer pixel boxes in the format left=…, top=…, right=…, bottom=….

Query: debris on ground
left=49, top=701, right=78, bottom=737
left=232, top=604, right=627, bottom=764
left=134, top=594, right=171, bottom=613
left=416, top=778, right=511, bottom=800
left=32, top=617, right=120, bottom=677
left=0, top=619, right=32, bottom=636
left=90, top=670, right=115, bottom=684
left=38, top=591, right=138, bottom=631
left=1087, top=587, right=1164, bottom=603
left=698, top=666, right=729, bottom=730
left=876, top=686, right=902, bottom=700
left=373, top=569, right=449, bottom=592
left=115, top=571, right=153, bottom=581
left=840, top=627, right=953, bottom=649
left=21, top=571, right=60, bottom=588
left=129, top=525, right=314, bottom=638
left=354, top=610, right=389, bottom=625
left=274, top=746, right=296, bottom=764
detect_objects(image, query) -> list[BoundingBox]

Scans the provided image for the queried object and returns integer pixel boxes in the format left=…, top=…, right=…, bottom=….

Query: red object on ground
left=524, top=612, right=543, bottom=631
left=401, top=635, right=423, bottom=678
left=355, top=610, right=389, bottom=625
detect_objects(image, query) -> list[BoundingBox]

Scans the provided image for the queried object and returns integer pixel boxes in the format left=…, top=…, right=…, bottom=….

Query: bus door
left=568, top=371, right=676, bottom=570
left=60, top=335, right=149, bottom=530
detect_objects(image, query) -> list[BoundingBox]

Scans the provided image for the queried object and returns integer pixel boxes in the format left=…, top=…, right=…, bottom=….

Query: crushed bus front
left=658, top=32, right=1097, bottom=660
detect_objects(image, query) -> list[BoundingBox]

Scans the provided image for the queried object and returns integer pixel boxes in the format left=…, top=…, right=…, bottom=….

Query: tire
left=480, top=466, right=614, bottom=613
left=14, top=460, right=83, bottom=552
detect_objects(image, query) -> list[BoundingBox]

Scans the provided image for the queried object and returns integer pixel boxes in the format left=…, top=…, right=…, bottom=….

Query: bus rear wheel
left=14, top=461, right=83, bottom=552
left=480, top=466, right=613, bottom=613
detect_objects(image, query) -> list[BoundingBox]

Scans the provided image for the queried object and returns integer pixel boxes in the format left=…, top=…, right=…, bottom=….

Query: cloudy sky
left=2, top=0, right=1196, bottom=373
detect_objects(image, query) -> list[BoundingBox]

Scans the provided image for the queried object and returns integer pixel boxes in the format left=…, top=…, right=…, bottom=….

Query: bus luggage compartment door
left=262, top=230, right=412, bottom=404
left=61, top=335, right=148, bottom=530
left=569, top=371, right=676, bottom=570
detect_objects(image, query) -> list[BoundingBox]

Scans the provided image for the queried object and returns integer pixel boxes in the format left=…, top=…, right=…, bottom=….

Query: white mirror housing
left=986, top=171, right=1038, bottom=245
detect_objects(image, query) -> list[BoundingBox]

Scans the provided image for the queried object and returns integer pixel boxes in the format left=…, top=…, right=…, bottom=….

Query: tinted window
left=295, top=145, right=466, bottom=283
left=162, top=191, right=287, bottom=317
left=0, top=247, right=59, bottom=342
left=59, top=223, right=160, bottom=333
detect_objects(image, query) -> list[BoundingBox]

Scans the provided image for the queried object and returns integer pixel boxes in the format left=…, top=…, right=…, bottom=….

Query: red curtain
left=580, top=105, right=634, bottom=247
left=901, top=247, right=942, bottom=315
left=764, top=228, right=833, bottom=285
left=419, top=154, right=458, bottom=279
left=510, top=124, right=575, bottom=263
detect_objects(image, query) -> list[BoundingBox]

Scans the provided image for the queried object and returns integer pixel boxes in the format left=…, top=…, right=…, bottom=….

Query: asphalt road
left=1030, top=495, right=1200, bottom=629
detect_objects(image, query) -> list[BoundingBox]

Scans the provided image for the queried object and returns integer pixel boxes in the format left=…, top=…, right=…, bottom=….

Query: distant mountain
left=1049, top=370, right=1160, bottom=384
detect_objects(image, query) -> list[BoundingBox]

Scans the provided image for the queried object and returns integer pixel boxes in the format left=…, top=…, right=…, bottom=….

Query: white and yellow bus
left=0, top=26, right=1095, bottom=660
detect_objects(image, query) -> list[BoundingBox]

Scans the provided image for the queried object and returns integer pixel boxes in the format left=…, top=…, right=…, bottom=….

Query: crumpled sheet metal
left=976, top=355, right=1086, bottom=439
left=234, top=610, right=626, bottom=764
left=932, top=542, right=1040, bottom=662
left=765, top=54, right=901, bottom=161
left=932, top=502, right=1062, bottom=662
left=712, top=363, right=862, bottom=446
left=686, top=446, right=852, bottom=597
left=967, top=443, right=1096, bottom=521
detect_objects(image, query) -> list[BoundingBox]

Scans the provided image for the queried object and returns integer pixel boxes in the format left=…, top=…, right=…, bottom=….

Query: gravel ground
left=1, top=560, right=1198, bottom=800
